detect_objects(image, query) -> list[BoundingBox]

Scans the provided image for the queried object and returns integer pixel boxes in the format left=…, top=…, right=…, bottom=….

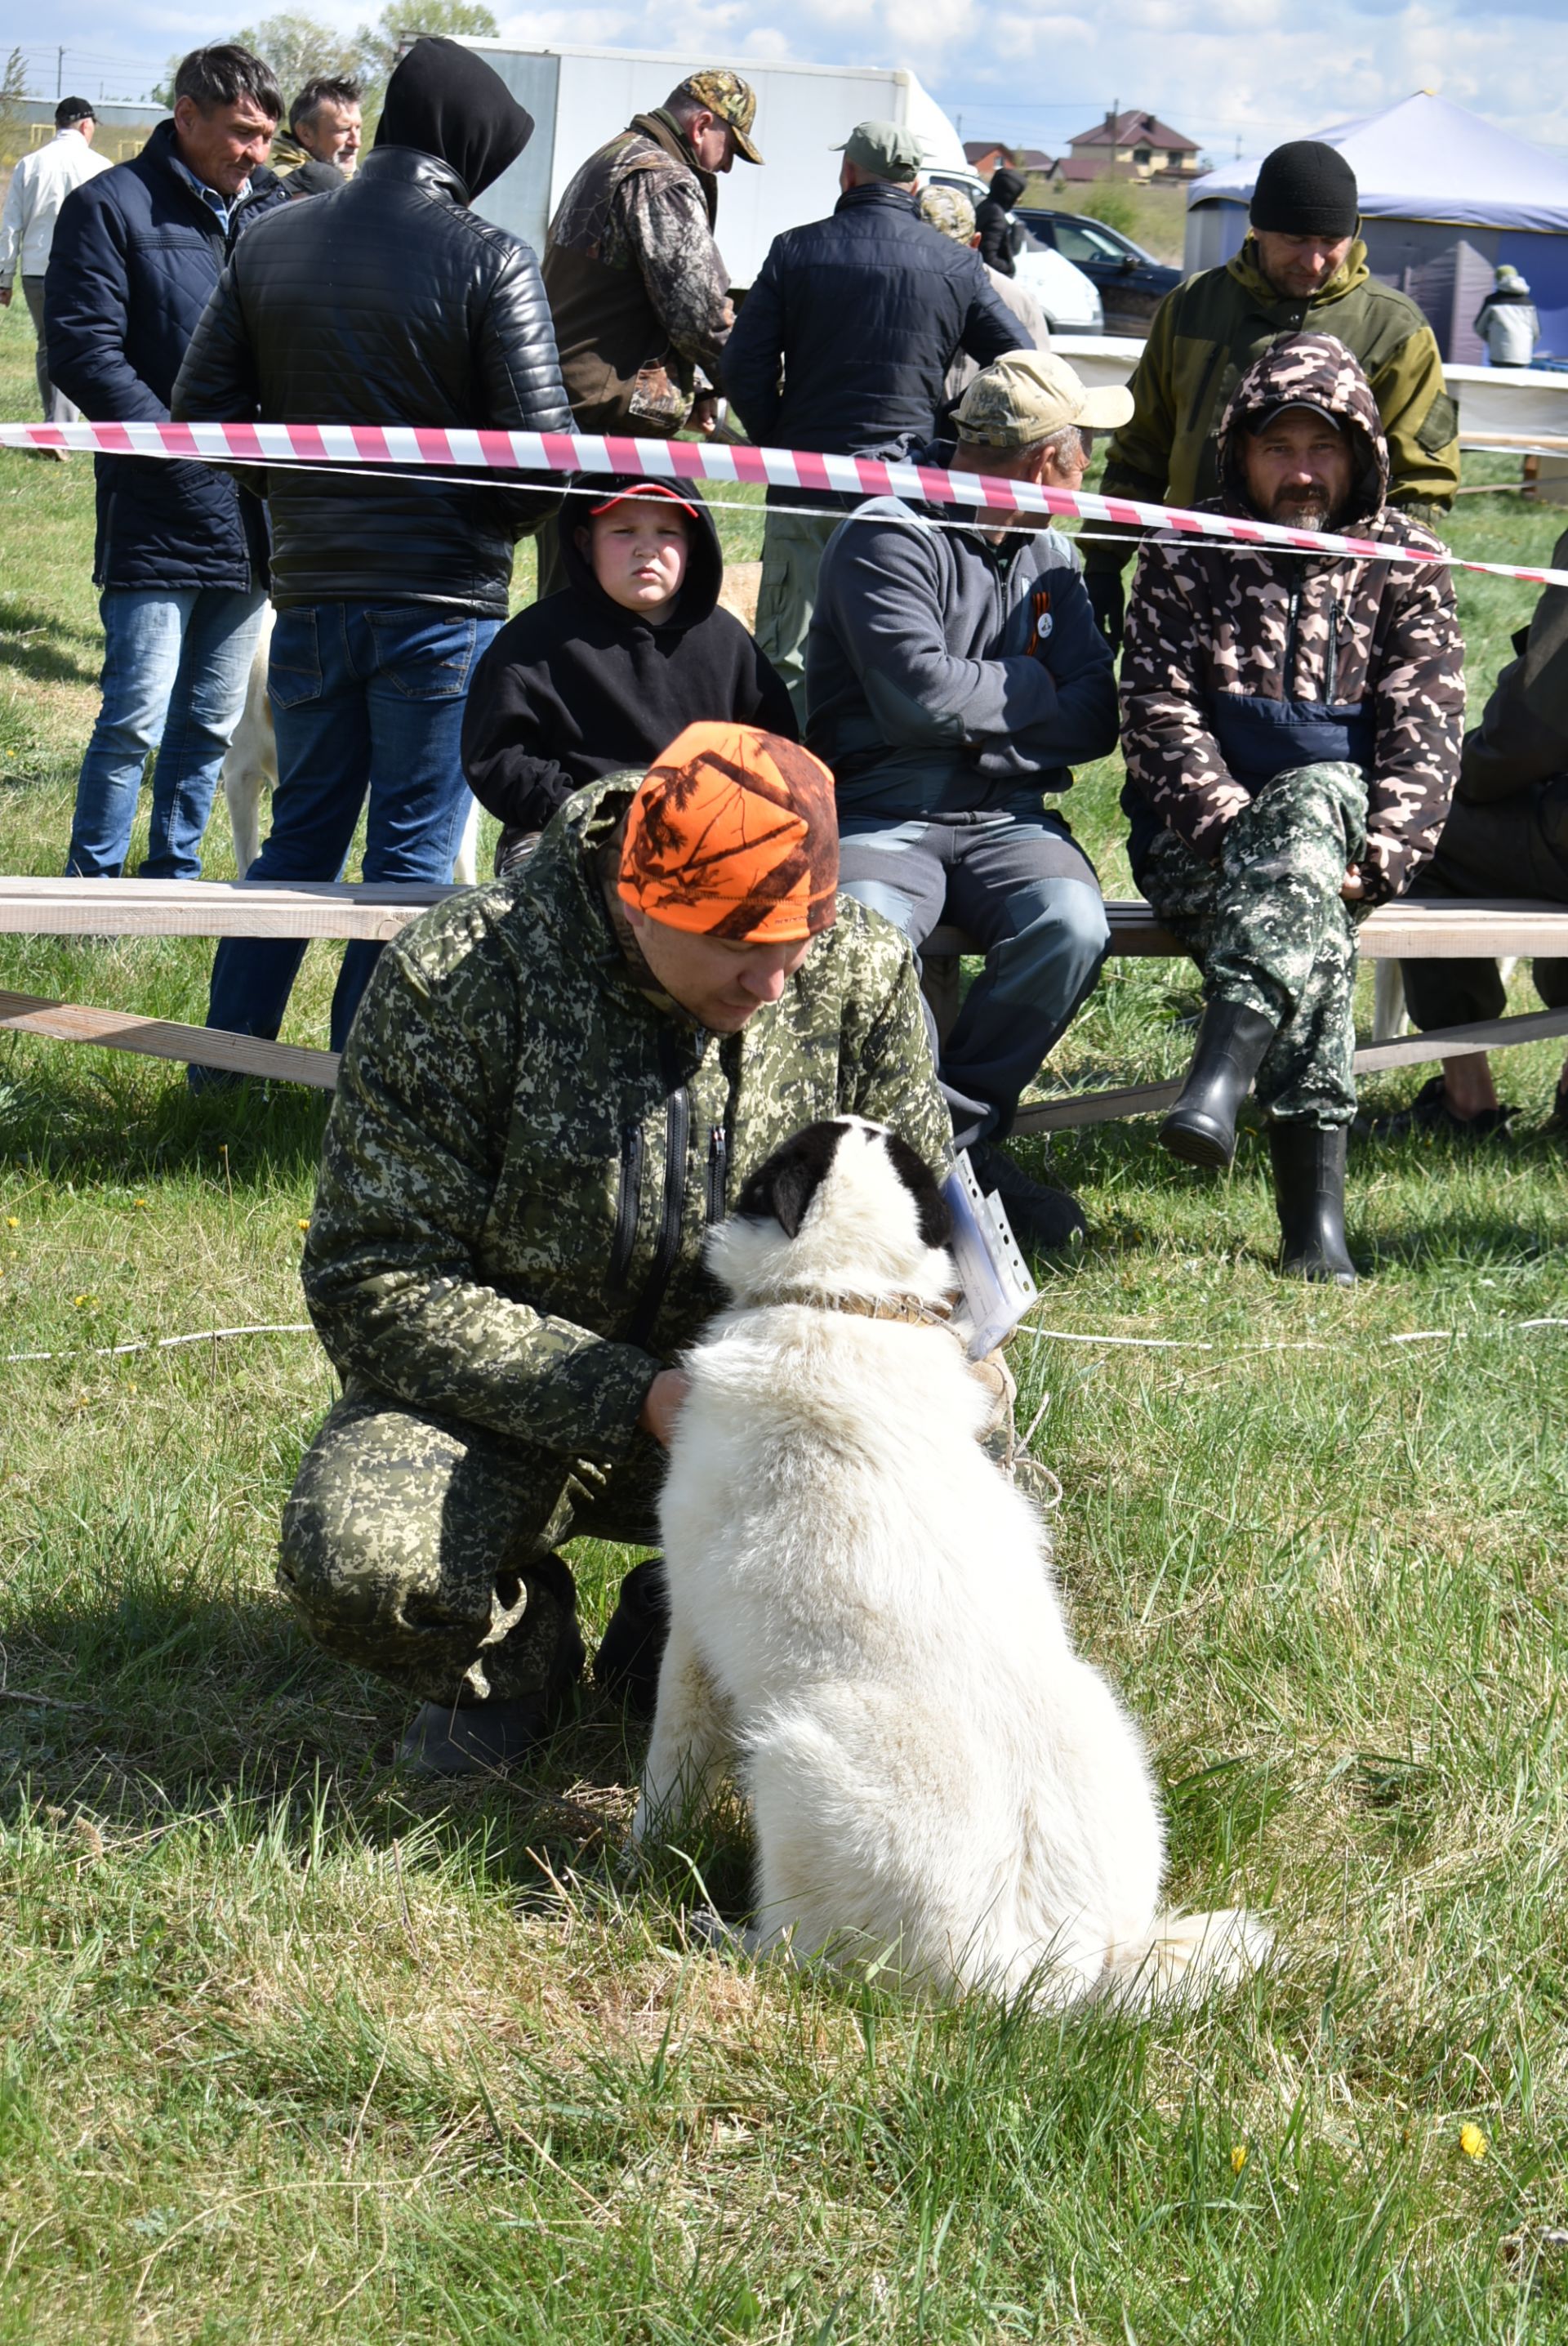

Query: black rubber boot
left=594, top=1557, right=670, bottom=1717
left=398, top=1696, right=556, bottom=1776
left=1160, top=1000, right=1279, bottom=1171
left=1269, top=1121, right=1357, bottom=1285
left=969, top=1140, right=1088, bottom=1253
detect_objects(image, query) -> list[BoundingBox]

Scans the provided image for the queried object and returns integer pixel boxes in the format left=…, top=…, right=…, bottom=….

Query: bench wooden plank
left=0, top=991, right=340, bottom=1089
left=0, top=876, right=465, bottom=941
left=928, top=899, right=1568, bottom=964
left=1013, top=1004, right=1568, bottom=1133
left=2, top=879, right=1566, bottom=957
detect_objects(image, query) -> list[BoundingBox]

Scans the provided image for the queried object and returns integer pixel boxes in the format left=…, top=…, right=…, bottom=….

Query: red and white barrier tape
left=4, top=417, right=1566, bottom=591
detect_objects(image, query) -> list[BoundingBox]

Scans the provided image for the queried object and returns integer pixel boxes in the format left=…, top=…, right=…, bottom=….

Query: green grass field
left=2, top=298, right=1567, bottom=2343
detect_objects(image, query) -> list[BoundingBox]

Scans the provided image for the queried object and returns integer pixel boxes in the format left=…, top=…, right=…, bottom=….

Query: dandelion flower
left=133, top=1198, right=148, bottom=1209
left=1231, top=2144, right=1248, bottom=2175
left=1459, top=2123, right=1488, bottom=2161
left=297, top=1219, right=310, bottom=1231
left=73, top=1294, right=94, bottom=1308
left=5, top=1217, right=16, bottom=1229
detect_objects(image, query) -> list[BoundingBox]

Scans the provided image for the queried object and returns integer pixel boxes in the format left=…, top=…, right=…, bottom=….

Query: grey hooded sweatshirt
left=804, top=440, right=1119, bottom=818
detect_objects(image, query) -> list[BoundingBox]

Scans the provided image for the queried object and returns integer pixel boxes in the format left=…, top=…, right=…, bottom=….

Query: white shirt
left=0, top=127, right=111, bottom=287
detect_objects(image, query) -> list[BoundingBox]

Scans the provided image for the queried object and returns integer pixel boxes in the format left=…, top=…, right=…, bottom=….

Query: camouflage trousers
left=277, top=1382, right=663, bottom=1708
left=1138, top=760, right=1370, bottom=1126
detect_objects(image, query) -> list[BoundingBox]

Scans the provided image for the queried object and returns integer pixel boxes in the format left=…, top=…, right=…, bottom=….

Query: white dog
left=220, top=604, right=481, bottom=883
left=633, top=1117, right=1271, bottom=2011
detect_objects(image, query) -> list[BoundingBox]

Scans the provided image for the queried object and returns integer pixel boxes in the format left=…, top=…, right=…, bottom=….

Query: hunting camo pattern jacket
left=301, top=776, right=951, bottom=1466
left=1120, top=332, right=1465, bottom=905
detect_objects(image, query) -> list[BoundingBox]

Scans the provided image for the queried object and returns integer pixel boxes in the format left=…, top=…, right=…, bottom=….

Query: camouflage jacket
left=543, top=109, right=733, bottom=434
left=1120, top=333, right=1464, bottom=905
left=301, top=776, right=951, bottom=1465
left=1086, top=237, right=1459, bottom=584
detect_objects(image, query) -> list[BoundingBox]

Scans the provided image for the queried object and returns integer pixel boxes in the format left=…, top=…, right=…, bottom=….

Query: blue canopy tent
left=1184, top=93, right=1568, bottom=361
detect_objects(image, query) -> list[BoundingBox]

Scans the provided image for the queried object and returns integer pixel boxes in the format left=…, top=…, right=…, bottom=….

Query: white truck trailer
left=457, top=40, right=1101, bottom=327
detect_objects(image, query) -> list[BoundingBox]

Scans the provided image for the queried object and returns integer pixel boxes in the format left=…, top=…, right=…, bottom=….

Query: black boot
left=1160, top=1000, right=1278, bottom=1171
left=594, top=1557, right=670, bottom=1716
left=1269, top=1121, right=1357, bottom=1285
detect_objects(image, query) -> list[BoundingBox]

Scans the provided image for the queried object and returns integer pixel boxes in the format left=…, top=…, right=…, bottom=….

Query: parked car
left=1014, top=208, right=1181, bottom=335
left=919, top=169, right=1103, bottom=334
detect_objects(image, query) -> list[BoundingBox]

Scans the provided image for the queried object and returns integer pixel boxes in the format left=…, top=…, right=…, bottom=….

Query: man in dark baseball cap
left=541, top=65, right=757, bottom=562
left=1082, top=133, right=1458, bottom=653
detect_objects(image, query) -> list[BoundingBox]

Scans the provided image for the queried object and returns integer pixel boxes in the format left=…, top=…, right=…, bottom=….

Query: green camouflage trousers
left=1139, top=760, right=1370, bottom=1126
left=278, top=1382, right=663, bottom=1708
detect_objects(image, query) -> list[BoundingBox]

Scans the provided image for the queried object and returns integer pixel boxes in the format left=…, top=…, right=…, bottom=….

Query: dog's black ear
left=733, top=1121, right=850, bottom=1240
left=880, top=1131, right=951, bottom=1251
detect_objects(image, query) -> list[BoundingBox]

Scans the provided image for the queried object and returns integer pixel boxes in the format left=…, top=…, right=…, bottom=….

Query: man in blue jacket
left=722, top=118, right=1027, bottom=716
left=806, top=350, right=1132, bottom=1250
left=46, top=44, right=285, bottom=881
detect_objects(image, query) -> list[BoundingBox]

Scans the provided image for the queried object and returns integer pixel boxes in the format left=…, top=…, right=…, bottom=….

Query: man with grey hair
left=724, top=120, right=1027, bottom=714
left=918, top=182, right=1049, bottom=404
left=804, top=349, right=1132, bottom=1249
left=271, top=75, right=363, bottom=189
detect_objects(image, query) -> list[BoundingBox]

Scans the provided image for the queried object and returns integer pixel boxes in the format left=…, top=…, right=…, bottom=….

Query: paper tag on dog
left=943, top=1153, right=1039, bottom=1358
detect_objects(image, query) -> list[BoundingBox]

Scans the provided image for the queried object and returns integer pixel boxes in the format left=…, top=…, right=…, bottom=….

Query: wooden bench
left=3, top=878, right=1568, bottom=1122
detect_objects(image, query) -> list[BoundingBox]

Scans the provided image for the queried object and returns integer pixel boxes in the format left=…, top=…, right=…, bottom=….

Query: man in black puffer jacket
left=46, top=45, right=287, bottom=882
left=722, top=118, right=1027, bottom=716
left=173, top=37, right=572, bottom=1068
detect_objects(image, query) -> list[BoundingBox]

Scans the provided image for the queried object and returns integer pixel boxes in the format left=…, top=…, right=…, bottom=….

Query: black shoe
left=1160, top=999, right=1278, bottom=1170
left=1269, top=1122, right=1357, bottom=1286
left=1546, top=1080, right=1568, bottom=1134
left=397, top=1695, right=555, bottom=1776
left=1364, top=1073, right=1515, bottom=1142
left=594, top=1557, right=670, bottom=1717
left=970, top=1140, right=1088, bottom=1253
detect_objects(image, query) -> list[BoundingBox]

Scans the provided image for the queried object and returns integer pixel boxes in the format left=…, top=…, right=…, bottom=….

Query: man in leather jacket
left=172, top=37, right=573, bottom=1070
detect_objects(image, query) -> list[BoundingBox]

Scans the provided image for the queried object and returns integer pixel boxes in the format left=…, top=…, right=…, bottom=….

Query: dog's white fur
left=219, top=604, right=480, bottom=883
left=634, top=1117, right=1271, bottom=2010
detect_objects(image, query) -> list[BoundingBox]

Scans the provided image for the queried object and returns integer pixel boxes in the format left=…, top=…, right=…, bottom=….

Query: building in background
left=14, top=99, right=162, bottom=164
left=1056, top=108, right=1202, bottom=187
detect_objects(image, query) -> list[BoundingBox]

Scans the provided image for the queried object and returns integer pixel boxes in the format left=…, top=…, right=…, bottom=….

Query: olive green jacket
left=1086, top=238, right=1459, bottom=576
left=301, top=775, right=951, bottom=1468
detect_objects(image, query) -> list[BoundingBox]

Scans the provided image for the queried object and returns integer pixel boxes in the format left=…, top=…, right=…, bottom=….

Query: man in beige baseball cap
left=804, top=346, right=1127, bottom=1253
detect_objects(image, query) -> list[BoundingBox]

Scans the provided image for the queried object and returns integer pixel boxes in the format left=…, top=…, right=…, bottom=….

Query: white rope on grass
left=1019, top=1319, right=1568, bottom=1355
left=3, top=1321, right=314, bottom=1365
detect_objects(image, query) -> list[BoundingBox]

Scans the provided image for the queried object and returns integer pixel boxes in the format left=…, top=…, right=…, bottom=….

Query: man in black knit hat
left=1084, top=137, right=1459, bottom=649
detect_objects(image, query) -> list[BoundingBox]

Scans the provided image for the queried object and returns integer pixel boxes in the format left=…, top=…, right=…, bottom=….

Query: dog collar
left=768, top=1287, right=958, bottom=1331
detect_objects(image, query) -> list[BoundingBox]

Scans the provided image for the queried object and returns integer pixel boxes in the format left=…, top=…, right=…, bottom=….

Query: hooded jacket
left=1085, top=236, right=1459, bottom=595
left=171, top=39, right=571, bottom=614
left=1120, top=332, right=1465, bottom=904
left=543, top=109, right=733, bottom=435
left=461, top=477, right=797, bottom=838
left=974, top=167, right=1025, bottom=277
left=44, top=119, right=287, bottom=591
left=806, top=439, right=1119, bottom=816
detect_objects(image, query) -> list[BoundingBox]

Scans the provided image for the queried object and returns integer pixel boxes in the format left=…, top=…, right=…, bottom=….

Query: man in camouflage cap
left=542, top=68, right=758, bottom=475
left=1120, top=331, right=1464, bottom=1280
left=806, top=349, right=1128, bottom=1252
left=278, top=725, right=951, bottom=1775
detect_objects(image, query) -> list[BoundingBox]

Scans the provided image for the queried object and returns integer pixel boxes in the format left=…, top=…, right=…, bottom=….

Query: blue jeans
left=198, top=602, right=497, bottom=1064
left=837, top=802, right=1110, bottom=1148
left=65, top=586, right=268, bottom=881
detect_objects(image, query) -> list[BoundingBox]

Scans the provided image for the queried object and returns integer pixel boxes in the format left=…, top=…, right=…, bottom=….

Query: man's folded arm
left=302, top=944, right=660, bottom=1459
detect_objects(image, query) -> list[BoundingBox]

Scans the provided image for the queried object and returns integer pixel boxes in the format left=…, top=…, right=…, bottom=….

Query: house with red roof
left=1055, top=108, right=1203, bottom=184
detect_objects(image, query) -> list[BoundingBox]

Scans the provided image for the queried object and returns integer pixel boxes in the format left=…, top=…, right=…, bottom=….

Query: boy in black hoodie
left=463, top=475, right=797, bottom=873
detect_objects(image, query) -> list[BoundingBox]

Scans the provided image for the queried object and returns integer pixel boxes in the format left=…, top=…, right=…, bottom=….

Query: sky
left=5, top=0, right=1567, bottom=167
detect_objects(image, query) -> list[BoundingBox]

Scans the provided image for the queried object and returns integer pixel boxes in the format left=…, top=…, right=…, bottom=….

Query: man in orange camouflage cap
left=280, top=726, right=951, bottom=1775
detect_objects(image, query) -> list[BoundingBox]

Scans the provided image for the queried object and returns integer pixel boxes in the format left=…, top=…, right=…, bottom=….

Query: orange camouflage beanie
left=618, top=724, right=839, bottom=943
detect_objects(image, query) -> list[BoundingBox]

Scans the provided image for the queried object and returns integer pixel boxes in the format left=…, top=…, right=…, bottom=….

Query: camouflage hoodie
left=1120, top=332, right=1464, bottom=903
left=301, top=774, right=951, bottom=1466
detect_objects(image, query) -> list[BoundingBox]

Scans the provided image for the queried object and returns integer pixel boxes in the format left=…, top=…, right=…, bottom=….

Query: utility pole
left=56, top=46, right=65, bottom=100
